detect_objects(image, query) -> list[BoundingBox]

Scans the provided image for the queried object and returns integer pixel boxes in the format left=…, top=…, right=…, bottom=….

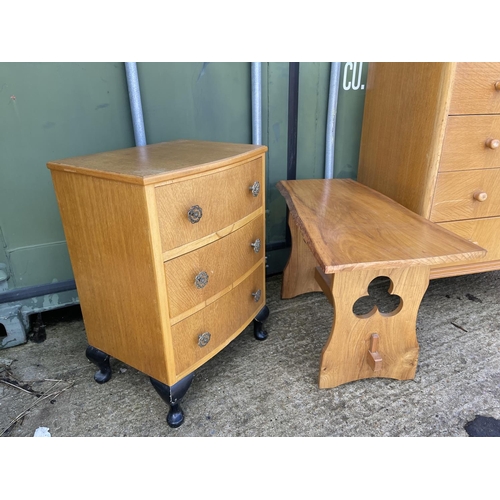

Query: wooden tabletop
left=47, top=140, right=268, bottom=185
left=277, top=179, right=487, bottom=273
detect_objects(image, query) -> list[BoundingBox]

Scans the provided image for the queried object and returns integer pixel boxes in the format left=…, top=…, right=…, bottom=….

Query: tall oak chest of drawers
left=357, top=62, right=500, bottom=278
left=47, top=140, right=269, bottom=427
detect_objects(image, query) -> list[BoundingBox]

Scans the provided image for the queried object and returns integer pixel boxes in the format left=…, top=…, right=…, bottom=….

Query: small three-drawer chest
left=357, top=62, right=500, bottom=279
left=47, top=140, right=269, bottom=427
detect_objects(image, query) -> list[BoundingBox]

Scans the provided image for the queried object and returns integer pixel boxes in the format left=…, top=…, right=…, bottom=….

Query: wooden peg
left=485, top=138, right=500, bottom=149
left=473, top=190, right=488, bottom=202
left=367, top=333, right=383, bottom=372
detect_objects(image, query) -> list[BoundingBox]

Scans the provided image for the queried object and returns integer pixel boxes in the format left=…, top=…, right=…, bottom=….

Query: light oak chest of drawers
left=357, top=62, right=500, bottom=278
left=47, top=140, right=269, bottom=427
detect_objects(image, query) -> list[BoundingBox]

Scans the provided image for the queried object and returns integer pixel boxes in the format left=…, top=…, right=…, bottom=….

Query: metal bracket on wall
left=0, top=279, right=77, bottom=349
left=0, top=303, right=27, bottom=349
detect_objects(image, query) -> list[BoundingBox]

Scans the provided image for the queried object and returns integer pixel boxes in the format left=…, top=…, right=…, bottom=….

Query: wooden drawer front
left=440, top=115, right=500, bottom=172
left=156, top=159, right=263, bottom=252
left=430, top=168, right=500, bottom=222
left=165, top=215, right=264, bottom=320
left=437, top=217, right=500, bottom=265
left=171, top=263, right=264, bottom=376
left=449, top=63, right=500, bottom=115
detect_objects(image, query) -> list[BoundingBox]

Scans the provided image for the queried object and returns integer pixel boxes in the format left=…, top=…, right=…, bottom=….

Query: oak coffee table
left=277, top=179, right=486, bottom=389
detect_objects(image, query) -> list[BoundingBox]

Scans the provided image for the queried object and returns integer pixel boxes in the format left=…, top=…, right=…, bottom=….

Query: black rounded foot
left=167, top=403, right=185, bottom=428
left=254, top=325, right=268, bottom=341
left=150, top=373, right=194, bottom=429
left=85, top=345, right=112, bottom=384
left=253, top=305, right=270, bottom=341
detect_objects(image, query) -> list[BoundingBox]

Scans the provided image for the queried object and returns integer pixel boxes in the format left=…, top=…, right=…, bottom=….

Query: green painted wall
left=0, top=61, right=367, bottom=292
left=0, top=62, right=135, bottom=289
left=138, top=62, right=252, bottom=144
left=262, top=62, right=368, bottom=272
left=335, top=62, right=368, bottom=179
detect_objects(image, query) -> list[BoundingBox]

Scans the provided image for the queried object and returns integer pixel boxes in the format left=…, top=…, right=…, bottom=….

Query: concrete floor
left=1, top=270, right=500, bottom=437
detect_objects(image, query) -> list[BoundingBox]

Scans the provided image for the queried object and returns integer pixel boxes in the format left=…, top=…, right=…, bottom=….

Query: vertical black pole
left=286, top=62, right=300, bottom=246
left=287, top=62, right=300, bottom=181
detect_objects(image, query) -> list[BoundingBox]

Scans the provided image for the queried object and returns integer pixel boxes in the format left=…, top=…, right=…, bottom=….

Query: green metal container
left=0, top=62, right=367, bottom=348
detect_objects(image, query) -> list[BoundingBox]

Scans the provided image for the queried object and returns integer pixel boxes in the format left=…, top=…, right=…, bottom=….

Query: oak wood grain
left=431, top=216, right=500, bottom=276
left=281, top=213, right=322, bottom=299
left=50, top=171, right=172, bottom=383
left=430, top=168, right=500, bottom=222
left=440, top=115, right=500, bottom=171
left=357, top=62, right=455, bottom=218
left=162, top=208, right=263, bottom=261
left=47, top=140, right=268, bottom=185
left=277, top=179, right=486, bottom=274
left=156, top=158, right=264, bottom=252
left=165, top=215, right=264, bottom=319
left=316, top=266, right=427, bottom=388
left=279, top=179, right=485, bottom=389
left=430, top=259, right=500, bottom=279
left=450, top=63, right=500, bottom=115
left=171, top=263, right=265, bottom=378
left=48, top=140, right=268, bottom=389
left=357, top=62, right=500, bottom=278
left=169, top=261, right=264, bottom=326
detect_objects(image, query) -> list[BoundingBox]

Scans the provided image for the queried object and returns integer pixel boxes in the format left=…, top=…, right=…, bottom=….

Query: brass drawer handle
left=187, top=205, right=203, bottom=224
left=252, top=289, right=262, bottom=302
left=249, top=181, right=260, bottom=197
left=495, top=81, right=500, bottom=91
left=485, top=138, right=500, bottom=149
left=198, top=332, right=211, bottom=347
left=473, top=191, right=488, bottom=202
left=195, top=271, right=209, bottom=289
left=251, top=238, right=261, bottom=253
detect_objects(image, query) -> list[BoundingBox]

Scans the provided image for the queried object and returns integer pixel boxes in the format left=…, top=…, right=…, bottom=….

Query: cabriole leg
left=253, top=304, right=270, bottom=341
left=150, top=373, right=195, bottom=428
left=85, top=345, right=112, bottom=384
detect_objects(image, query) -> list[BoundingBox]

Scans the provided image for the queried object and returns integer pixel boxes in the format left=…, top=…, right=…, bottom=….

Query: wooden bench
left=277, top=179, right=487, bottom=389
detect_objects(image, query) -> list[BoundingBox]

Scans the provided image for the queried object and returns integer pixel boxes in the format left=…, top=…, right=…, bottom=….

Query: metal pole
left=251, top=62, right=262, bottom=145
left=324, top=62, right=341, bottom=179
left=125, top=62, right=147, bottom=147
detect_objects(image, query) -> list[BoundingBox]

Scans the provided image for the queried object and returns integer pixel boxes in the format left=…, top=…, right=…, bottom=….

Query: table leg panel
left=281, top=213, right=322, bottom=299
left=318, top=266, right=430, bottom=388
